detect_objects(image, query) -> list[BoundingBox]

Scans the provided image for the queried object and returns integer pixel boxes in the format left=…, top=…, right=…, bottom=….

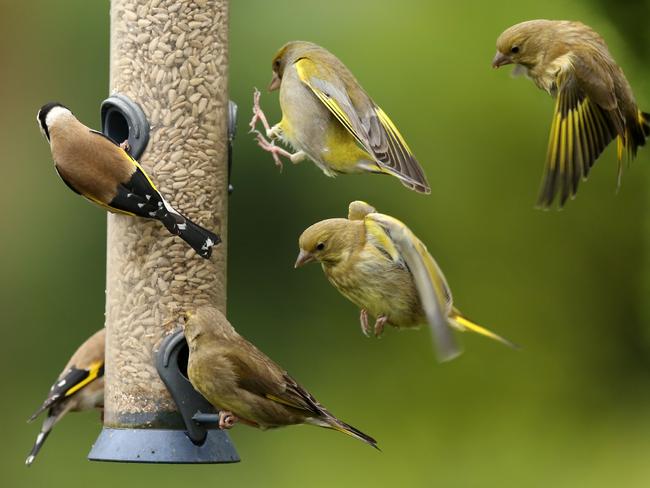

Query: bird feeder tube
left=89, top=0, right=237, bottom=463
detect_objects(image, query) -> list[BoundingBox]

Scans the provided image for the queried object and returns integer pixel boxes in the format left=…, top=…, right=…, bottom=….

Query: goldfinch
left=249, top=41, right=430, bottom=193
left=185, top=306, right=377, bottom=449
left=493, top=20, right=649, bottom=207
left=26, top=328, right=105, bottom=466
left=295, top=201, right=516, bottom=362
left=37, top=103, right=220, bottom=258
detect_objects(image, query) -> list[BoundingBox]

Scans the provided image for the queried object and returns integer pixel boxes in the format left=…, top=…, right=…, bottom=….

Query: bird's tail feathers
left=376, top=165, right=431, bottom=194
left=640, top=111, right=650, bottom=140
left=621, top=110, right=650, bottom=159
left=156, top=203, right=220, bottom=259
left=449, top=309, right=519, bottom=349
left=314, top=415, right=379, bottom=449
left=25, top=412, right=60, bottom=466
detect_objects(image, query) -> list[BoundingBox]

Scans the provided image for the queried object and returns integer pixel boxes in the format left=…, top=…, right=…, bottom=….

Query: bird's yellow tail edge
left=640, top=111, right=650, bottom=139
left=450, top=311, right=519, bottom=349
left=324, top=419, right=379, bottom=450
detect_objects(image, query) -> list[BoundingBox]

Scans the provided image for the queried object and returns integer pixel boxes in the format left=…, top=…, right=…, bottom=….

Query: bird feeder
left=88, top=0, right=239, bottom=463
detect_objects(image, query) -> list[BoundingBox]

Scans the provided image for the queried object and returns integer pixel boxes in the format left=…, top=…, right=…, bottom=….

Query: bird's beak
left=492, top=51, right=512, bottom=68
left=268, top=72, right=281, bottom=91
left=294, top=249, right=314, bottom=268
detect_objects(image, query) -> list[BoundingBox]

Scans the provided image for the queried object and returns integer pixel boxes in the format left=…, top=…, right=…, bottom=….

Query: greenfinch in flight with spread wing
left=250, top=41, right=430, bottom=194
left=493, top=20, right=649, bottom=207
left=295, top=201, right=516, bottom=362
left=185, top=307, right=378, bottom=449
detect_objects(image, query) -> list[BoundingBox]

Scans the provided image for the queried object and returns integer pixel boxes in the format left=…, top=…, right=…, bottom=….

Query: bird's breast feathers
left=325, top=243, right=417, bottom=321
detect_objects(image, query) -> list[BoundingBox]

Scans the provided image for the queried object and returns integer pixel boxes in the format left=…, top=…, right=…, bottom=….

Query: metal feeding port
left=100, top=94, right=150, bottom=160
left=228, top=100, right=237, bottom=194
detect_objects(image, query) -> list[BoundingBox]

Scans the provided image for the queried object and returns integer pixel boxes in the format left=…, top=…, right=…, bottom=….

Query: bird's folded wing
left=538, top=63, right=620, bottom=208
left=225, top=349, right=322, bottom=415
left=28, top=360, right=104, bottom=422
left=364, top=213, right=460, bottom=362
left=295, top=58, right=430, bottom=193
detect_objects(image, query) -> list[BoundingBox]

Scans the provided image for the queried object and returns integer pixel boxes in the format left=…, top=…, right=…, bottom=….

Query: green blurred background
left=2, top=0, right=650, bottom=486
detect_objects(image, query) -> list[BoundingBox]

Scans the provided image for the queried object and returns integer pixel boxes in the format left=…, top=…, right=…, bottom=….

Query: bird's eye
left=274, top=59, right=280, bottom=68
left=511, top=46, right=520, bottom=54
left=316, top=242, right=325, bottom=251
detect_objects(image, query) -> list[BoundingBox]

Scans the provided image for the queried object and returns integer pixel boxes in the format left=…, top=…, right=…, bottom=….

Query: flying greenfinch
left=493, top=20, right=649, bottom=207
left=295, top=201, right=516, bottom=362
left=249, top=41, right=430, bottom=194
left=37, top=103, right=220, bottom=258
left=26, top=328, right=105, bottom=466
left=184, top=306, right=377, bottom=449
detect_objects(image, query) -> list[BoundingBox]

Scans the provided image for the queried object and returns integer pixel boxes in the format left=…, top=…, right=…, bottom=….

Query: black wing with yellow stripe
left=28, top=360, right=104, bottom=422
left=295, top=57, right=430, bottom=193
left=538, top=70, right=620, bottom=208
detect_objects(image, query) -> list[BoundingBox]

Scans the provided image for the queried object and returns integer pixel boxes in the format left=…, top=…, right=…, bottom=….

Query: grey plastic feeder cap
left=100, top=94, right=150, bottom=160
left=88, top=428, right=239, bottom=464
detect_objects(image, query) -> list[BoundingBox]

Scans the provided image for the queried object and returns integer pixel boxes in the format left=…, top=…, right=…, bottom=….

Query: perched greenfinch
left=493, top=20, right=649, bottom=207
left=249, top=41, right=430, bottom=194
left=295, top=201, right=516, bottom=362
left=26, top=328, right=105, bottom=466
left=37, top=103, right=220, bottom=258
left=184, top=307, right=377, bottom=449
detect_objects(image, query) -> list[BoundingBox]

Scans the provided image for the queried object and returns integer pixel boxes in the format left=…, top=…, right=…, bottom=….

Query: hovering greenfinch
left=295, top=201, right=516, bottom=362
left=249, top=41, right=430, bottom=193
left=26, top=328, right=105, bottom=466
left=37, top=103, right=220, bottom=258
left=493, top=20, right=649, bottom=207
left=184, top=307, right=377, bottom=449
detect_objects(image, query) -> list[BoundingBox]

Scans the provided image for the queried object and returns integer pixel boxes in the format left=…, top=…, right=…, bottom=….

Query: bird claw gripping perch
left=218, top=411, right=238, bottom=430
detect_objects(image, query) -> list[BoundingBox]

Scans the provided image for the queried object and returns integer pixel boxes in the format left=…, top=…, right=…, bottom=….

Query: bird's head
left=269, top=40, right=319, bottom=91
left=493, top=20, right=554, bottom=69
left=295, top=218, right=360, bottom=268
left=37, top=102, right=71, bottom=142
left=184, top=307, right=234, bottom=346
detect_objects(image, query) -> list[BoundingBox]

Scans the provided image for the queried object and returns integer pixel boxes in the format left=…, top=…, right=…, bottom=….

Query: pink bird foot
left=249, top=88, right=274, bottom=135
left=373, top=316, right=388, bottom=338
left=254, top=133, right=294, bottom=170
left=218, top=410, right=238, bottom=430
left=359, top=309, right=371, bottom=337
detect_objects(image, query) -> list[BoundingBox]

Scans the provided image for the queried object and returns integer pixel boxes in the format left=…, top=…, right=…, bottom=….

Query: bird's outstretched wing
left=538, top=60, right=622, bottom=208
left=363, top=212, right=460, bottom=361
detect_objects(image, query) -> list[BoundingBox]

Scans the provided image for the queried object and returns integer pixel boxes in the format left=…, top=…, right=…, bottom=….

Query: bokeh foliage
left=1, top=0, right=649, bottom=486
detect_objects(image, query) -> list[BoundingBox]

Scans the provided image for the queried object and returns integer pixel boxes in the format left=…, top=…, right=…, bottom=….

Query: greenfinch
left=295, top=201, right=516, bottom=362
left=184, top=306, right=377, bottom=449
left=249, top=41, right=430, bottom=193
left=493, top=20, right=649, bottom=207
left=37, top=103, right=220, bottom=258
left=26, top=328, right=105, bottom=466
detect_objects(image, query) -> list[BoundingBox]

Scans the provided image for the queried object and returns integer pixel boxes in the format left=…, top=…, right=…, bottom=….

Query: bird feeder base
left=88, top=427, right=240, bottom=464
